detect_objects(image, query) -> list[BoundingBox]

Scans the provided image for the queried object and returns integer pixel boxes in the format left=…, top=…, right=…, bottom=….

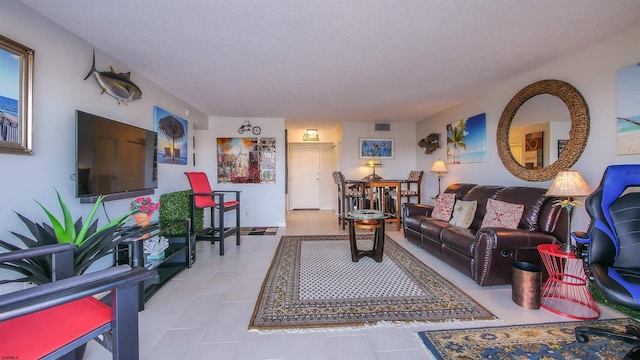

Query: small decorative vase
left=133, top=213, right=151, bottom=239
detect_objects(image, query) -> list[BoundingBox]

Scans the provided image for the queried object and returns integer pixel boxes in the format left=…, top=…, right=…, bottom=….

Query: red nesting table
left=537, top=244, right=600, bottom=320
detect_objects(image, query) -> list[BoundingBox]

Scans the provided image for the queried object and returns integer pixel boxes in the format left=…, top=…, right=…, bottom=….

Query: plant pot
left=133, top=213, right=151, bottom=239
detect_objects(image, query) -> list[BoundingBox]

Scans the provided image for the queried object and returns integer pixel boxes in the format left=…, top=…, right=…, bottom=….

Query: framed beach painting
left=617, top=62, right=640, bottom=155
left=446, top=113, right=487, bottom=164
left=359, top=138, right=394, bottom=159
left=0, top=35, right=34, bottom=155
left=154, top=106, right=188, bottom=165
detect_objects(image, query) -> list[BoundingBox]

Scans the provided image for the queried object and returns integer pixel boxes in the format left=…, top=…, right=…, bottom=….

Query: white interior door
left=290, top=146, right=321, bottom=209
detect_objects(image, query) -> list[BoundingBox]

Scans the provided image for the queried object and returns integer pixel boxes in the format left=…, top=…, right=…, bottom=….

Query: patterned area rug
left=418, top=318, right=640, bottom=359
left=240, top=227, right=278, bottom=235
left=249, top=235, right=496, bottom=330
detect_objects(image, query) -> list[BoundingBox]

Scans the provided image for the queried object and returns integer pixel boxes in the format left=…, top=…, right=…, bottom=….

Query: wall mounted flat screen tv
left=76, top=110, right=158, bottom=203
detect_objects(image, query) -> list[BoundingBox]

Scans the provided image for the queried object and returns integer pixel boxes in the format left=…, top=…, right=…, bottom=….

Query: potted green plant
left=0, top=190, right=133, bottom=284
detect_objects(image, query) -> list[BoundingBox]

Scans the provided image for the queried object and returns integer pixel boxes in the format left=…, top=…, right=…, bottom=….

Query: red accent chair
left=0, top=243, right=151, bottom=359
left=185, top=172, right=241, bottom=255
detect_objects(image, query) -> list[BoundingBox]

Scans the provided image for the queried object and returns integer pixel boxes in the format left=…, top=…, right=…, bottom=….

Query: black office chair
left=573, top=164, right=640, bottom=359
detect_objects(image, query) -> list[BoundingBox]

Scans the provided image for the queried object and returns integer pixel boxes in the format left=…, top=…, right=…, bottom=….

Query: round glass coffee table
left=346, top=210, right=386, bottom=262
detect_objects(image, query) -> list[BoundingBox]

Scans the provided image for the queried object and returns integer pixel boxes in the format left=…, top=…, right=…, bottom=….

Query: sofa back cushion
left=495, top=186, right=548, bottom=230
left=444, top=183, right=477, bottom=200
left=463, top=185, right=504, bottom=229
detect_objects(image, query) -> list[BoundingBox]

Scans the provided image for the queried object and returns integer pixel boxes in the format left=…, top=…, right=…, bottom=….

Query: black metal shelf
left=116, top=219, right=195, bottom=308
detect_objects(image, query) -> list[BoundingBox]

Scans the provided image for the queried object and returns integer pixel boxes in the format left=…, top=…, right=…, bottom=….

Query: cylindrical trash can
left=511, top=261, right=541, bottom=309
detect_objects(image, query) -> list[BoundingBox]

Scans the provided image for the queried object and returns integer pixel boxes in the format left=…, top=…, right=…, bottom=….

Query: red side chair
left=185, top=172, right=241, bottom=255
left=0, top=243, right=151, bottom=359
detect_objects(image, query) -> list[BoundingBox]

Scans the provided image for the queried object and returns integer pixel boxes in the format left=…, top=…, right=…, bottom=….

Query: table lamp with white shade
left=545, top=170, right=592, bottom=253
left=430, top=159, right=448, bottom=195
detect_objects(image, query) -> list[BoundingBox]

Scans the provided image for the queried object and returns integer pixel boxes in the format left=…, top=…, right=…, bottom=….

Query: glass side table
left=537, top=243, right=600, bottom=320
left=346, top=210, right=386, bottom=262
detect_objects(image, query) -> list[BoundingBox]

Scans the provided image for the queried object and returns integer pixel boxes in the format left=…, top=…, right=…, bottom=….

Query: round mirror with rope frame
left=497, top=79, right=590, bottom=182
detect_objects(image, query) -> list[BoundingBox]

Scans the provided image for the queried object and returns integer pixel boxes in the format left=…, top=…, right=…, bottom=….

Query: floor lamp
left=545, top=170, right=592, bottom=253
left=430, top=160, right=448, bottom=195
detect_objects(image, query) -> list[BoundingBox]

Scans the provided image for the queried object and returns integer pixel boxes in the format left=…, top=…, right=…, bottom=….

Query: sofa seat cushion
left=404, top=214, right=430, bottom=231
left=440, top=227, right=477, bottom=257
left=419, top=218, right=451, bottom=240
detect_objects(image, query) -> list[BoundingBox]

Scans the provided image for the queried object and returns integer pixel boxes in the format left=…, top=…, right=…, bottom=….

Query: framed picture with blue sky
left=0, top=35, right=34, bottom=155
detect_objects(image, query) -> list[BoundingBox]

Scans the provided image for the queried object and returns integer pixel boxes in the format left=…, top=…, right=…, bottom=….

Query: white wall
left=0, top=2, right=207, bottom=242
left=341, top=122, right=417, bottom=180
left=196, top=117, right=287, bottom=227
left=416, top=24, right=640, bottom=231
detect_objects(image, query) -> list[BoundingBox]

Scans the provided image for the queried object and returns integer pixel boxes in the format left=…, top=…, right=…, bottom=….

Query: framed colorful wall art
left=359, top=138, right=394, bottom=159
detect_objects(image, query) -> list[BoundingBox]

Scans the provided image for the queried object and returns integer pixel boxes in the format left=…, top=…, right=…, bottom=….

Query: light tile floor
left=85, top=210, right=625, bottom=359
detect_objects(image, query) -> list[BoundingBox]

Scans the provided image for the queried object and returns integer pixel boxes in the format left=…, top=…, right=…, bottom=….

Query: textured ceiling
left=20, top=0, right=640, bottom=131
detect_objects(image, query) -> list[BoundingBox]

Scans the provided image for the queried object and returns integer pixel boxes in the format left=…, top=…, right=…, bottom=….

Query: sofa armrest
left=477, top=228, right=558, bottom=250
left=403, top=203, right=433, bottom=218
left=473, top=228, right=557, bottom=286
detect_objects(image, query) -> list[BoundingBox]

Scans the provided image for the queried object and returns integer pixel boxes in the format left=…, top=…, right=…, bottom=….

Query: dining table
left=346, top=178, right=405, bottom=231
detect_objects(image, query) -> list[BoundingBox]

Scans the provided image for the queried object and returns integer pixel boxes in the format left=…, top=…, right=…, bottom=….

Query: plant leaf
left=35, top=200, right=70, bottom=243
left=80, top=210, right=133, bottom=246
left=56, top=190, right=77, bottom=243
left=75, top=195, right=104, bottom=245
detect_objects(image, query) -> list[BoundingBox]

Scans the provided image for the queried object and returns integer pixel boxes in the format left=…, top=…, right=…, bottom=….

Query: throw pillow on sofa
left=432, top=193, right=456, bottom=221
left=449, top=200, right=477, bottom=228
left=480, top=198, right=524, bottom=229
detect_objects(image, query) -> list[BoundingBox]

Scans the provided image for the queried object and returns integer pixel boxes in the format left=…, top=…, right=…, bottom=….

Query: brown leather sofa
left=402, top=183, right=567, bottom=286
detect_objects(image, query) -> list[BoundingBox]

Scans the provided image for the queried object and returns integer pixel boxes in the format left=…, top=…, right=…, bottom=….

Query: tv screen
left=76, top=110, right=158, bottom=202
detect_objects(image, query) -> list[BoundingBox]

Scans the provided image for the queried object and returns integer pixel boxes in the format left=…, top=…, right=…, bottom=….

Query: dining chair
left=332, top=171, right=364, bottom=229
left=400, top=170, right=424, bottom=204
left=184, top=172, right=241, bottom=255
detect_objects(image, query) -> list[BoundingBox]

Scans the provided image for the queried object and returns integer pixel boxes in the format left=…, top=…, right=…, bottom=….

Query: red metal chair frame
left=185, top=172, right=241, bottom=255
left=0, top=243, right=151, bottom=359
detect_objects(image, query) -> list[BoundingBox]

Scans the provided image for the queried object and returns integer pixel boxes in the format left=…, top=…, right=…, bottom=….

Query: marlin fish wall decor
left=84, top=50, right=142, bottom=104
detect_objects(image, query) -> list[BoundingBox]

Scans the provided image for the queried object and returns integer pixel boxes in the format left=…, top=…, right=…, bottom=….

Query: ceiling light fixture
left=303, top=129, right=319, bottom=141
